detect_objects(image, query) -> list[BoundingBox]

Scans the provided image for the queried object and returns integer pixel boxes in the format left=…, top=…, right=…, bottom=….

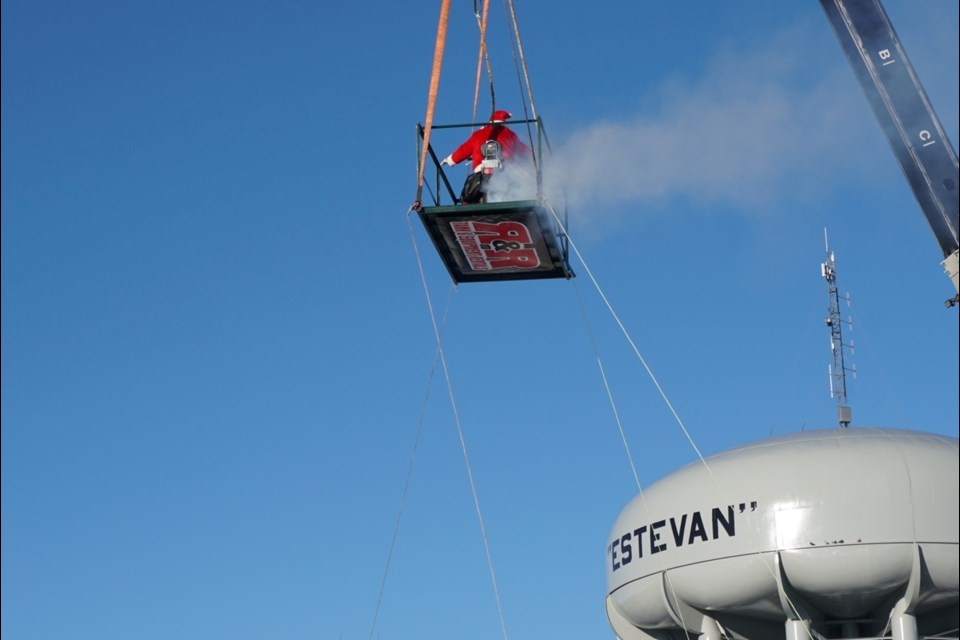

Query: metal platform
left=418, top=200, right=573, bottom=283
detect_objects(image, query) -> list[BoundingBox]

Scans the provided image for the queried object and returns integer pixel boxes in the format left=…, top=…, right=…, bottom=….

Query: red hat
left=490, top=110, right=512, bottom=123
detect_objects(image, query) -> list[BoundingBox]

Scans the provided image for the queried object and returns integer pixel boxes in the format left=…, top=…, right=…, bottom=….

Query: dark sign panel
left=418, top=200, right=573, bottom=283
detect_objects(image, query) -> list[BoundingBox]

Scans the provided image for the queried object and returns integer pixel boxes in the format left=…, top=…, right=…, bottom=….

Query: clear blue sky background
left=2, top=1, right=958, bottom=639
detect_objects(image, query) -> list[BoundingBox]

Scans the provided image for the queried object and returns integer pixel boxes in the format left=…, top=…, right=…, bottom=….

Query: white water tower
left=605, top=428, right=959, bottom=640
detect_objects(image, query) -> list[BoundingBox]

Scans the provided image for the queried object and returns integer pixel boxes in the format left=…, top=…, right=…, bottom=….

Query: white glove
left=441, top=155, right=455, bottom=166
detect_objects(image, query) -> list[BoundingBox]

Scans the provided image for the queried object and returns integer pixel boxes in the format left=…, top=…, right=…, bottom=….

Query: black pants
left=460, top=172, right=487, bottom=204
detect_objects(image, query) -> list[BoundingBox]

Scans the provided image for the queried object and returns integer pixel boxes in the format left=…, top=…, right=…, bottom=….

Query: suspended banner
left=418, top=200, right=573, bottom=283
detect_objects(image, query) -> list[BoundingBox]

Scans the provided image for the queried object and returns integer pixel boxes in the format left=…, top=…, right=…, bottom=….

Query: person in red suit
left=442, top=110, right=531, bottom=203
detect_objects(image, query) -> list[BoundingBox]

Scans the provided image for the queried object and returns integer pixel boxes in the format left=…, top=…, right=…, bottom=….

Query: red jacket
left=448, top=124, right=530, bottom=171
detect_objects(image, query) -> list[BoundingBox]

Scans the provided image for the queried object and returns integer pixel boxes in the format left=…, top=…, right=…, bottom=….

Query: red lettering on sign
left=487, top=249, right=540, bottom=269
left=450, top=219, right=543, bottom=271
left=468, top=221, right=541, bottom=269
left=470, top=221, right=533, bottom=244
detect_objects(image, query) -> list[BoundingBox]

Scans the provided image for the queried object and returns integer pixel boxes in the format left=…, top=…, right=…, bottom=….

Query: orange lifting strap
left=416, top=0, right=452, bottom=205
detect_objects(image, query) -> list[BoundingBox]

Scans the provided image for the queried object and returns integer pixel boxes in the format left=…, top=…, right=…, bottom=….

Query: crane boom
left=819, top=0, right=960, bottom=299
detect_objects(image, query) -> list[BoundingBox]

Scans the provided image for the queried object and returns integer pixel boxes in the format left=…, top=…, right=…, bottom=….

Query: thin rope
left=553, top=213, right=815, bottom=637
left=501, top=0, right=541, bottom=178
left=367, top=282, right=454, bottom=640
left=503, top=0, right=537, bottom=121
left=570, top=280, right=642, bottom=492
left=544, top=203, right=711, bottom=472
left=406, top=211, right=510, bottom=640
left=416, top=0, right=452, bottom=203
left=571, top=264, right=695, bottom=639
left=472, top=0, right=495, bottom=123
left=572, top=266, right=710, bottom=639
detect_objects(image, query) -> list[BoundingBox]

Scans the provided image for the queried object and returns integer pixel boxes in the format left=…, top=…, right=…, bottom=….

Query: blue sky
left=2, top=1, right=957, bottom=639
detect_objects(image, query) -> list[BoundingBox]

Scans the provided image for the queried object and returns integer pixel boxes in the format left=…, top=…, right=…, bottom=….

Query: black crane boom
left=820, top=0, right=959, bottom=298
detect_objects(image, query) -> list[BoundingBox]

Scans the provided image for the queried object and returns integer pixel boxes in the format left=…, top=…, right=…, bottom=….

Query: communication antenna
left=821, top=229, right=856, bottom=427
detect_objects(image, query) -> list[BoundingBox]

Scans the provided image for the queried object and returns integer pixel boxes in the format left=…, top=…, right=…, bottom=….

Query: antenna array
left=821, top=229, right=856, bottom=427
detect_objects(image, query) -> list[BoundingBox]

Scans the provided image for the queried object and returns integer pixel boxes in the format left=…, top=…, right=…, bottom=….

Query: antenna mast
left=821, top=229, right=855, bottom=427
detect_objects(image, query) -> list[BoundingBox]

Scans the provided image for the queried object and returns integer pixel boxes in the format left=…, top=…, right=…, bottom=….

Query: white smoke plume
left=538, top=27, right=899, bottom=223
left=483, top=161, right=539, bottom=204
